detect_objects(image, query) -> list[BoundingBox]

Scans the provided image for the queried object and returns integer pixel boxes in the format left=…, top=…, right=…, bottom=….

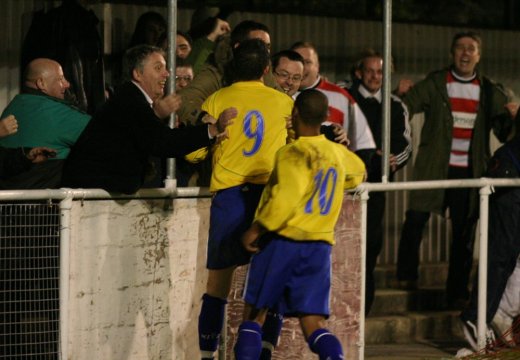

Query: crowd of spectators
left=1, top=2, right=519, bottom=357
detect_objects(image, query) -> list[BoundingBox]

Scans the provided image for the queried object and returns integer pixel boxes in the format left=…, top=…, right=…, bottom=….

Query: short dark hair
left=176, top=57, right=192, bottom=69
left=231, top=20, right=270, bottom=47
left=294, top=89, right=329, bottom=126
left=128, top=11, right=167, bottom=48
left=230, top=38, right=270, bottom=82
left=123, top=44, right=165, bottom=81
left=177, top=30, right=193, bottom=46
left=271, top=49, right=304, bottom=70
left=450, top=31, right=482, bottom=54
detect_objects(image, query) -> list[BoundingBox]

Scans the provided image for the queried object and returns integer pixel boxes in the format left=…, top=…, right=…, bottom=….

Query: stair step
left=365, top=311, right=463, bottom=345
left=370, top=288, right=447, bottom=316
left=374, top=263, right=449, bottom=289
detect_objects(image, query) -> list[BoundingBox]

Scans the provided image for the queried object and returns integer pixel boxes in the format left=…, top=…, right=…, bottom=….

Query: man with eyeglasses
left=175, top=58, right=194, bottom=92
left=291, top=41, right=376, bottom=158
left=271, top=50, right=304, bottom=98
left=394, top=32, right=519, bottom=317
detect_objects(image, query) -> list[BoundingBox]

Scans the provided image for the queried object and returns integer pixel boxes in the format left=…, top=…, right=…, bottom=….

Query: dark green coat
left=403, top=68, right=515, bottom=214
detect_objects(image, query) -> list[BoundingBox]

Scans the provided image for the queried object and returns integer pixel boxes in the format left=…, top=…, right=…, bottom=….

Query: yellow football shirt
left=202, top=81, right=293, bottom=192
left=254, top=135, right=366, bottom=245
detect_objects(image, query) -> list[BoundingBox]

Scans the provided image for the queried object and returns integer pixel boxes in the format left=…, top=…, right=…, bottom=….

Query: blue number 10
left=305, top=167, right=338, bottom=215
left=242, top=110, right=265, bottom=157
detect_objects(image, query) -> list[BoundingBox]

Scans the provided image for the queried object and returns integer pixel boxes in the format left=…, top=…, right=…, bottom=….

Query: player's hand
left=242, top=222, right=264, bottom=254
left=153, top=94, right=182, bottom=119
left=0, top=115, right=18, bottom=138
left=27, top=147, right=57, bottom=163
left=330, top=123, right=349, bottom=146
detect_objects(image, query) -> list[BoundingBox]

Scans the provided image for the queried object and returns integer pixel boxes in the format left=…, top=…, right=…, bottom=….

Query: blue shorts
left=206, top=183, right=264, bottom=270
left=243, top=234, right=332, bottom=317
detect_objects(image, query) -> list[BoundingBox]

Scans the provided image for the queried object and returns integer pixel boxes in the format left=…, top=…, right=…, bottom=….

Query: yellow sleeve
left=343, top=150, right=366, bottom=189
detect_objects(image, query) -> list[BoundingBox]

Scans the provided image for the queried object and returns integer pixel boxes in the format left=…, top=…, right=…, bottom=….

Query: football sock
left=259, top=310, right=283, bottom=360
left=234, top=321, right=263, bottom=360
left=198, top=293, right=227, bottom=356
left=307, top=328, right=344, bottom=360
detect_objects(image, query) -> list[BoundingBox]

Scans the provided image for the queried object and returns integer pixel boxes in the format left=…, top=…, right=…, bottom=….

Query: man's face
left=452, top=36, right=480, bottom=77
left=248, top=30, right=271, bottom=53
left=357, top=56, right=383, bottom=94
left=133, top=52, right=169, bottom=100
left=175, top=66, right=193, bottom=91
left=43, top=64, right=70, bottom=100
left=273, top=57, right=303, bottom=96
left=176, top=34, right=191, bottom=59
left=293, top=47, right=319, bottom=89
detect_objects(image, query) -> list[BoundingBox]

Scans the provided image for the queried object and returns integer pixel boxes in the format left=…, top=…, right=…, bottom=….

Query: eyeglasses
left=175, top=75, right=193, bottom=82
left=454, top=44, right=478, bottom=54
left=274, top=71, right=302, bottom=82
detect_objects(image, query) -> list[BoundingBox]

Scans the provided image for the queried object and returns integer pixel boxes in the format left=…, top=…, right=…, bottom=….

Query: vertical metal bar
left=59, top=196, right=73, bottom=360
left=165, top=0, right=178, bottom=188
left=477, top=186, right=491, bottom=349
left=358, top=189, right=369, bottom=360
left=381, top=0, right=392, bottom=184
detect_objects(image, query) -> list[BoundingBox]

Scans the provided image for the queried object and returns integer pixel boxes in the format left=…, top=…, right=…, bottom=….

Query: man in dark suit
left=62, top=44, right=230, bottom=194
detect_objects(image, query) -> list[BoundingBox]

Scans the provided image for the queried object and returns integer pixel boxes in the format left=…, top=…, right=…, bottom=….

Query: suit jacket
left=62, top=82, right=213, bottom=193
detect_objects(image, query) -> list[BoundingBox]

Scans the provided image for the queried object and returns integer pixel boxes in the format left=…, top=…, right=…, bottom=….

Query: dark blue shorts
left=206, top=183, right=264, bottom=270
left=243, top=234, right=332, bottom=317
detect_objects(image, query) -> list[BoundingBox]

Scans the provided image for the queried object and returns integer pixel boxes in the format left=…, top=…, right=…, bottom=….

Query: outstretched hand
left=153, top=94, right=182, bottom=119
left=27, top=147, right=57, bottom=163
left=209, top=107, right=237, bottom=138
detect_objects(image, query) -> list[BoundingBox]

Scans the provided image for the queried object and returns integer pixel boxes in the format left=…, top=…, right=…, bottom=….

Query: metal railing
left=1, top=178, right=519, bottom=359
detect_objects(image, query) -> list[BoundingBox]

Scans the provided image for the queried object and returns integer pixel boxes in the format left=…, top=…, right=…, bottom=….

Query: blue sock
left=198, top=293, right=227, bottom=356
left=307, top=328, right=344, bottom=360
left=259, top=310, right=283, bottom=360
left=234, top=321, right=263, bottom=360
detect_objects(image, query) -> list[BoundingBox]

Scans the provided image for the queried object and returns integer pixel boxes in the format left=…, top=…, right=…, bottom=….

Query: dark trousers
left=365, top=191, right=385, bottom=315
left=397, top=167, right=476, bottom=302
left=462, top=188, right=520, bottom=323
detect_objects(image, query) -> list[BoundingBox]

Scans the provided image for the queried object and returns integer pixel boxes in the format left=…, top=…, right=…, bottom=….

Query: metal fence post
left=477, top=185, right=492, bottom=349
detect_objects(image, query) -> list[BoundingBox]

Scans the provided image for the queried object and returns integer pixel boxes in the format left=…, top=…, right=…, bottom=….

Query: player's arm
left=344, top=149, right=367, bottom=189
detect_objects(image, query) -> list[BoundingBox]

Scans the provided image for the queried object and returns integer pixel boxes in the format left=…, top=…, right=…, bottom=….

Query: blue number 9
left=242, top=110, right=265, bottom=156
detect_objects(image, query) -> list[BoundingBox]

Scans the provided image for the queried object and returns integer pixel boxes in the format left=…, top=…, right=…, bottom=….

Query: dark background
left=98, top=0, right=520, bottom=30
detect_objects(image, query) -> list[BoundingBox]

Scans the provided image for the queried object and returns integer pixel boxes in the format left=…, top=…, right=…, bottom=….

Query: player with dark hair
left=234, top=89, right=366, bottom=360
left=197, top=38, right=294, bottom=360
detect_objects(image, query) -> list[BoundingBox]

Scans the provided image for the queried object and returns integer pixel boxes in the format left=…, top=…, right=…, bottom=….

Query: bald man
left=0, top=58, right=90, bottom=188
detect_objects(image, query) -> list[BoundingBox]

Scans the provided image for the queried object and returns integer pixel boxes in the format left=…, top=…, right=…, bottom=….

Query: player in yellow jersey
left=198, top=38, right=294, bottom=360
left=234, top=89, right=365, bottom=360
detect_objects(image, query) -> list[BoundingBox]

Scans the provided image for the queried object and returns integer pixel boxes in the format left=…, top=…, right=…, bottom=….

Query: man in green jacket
left=0, top=58, right=91, bottom=188
left=395, top=31, right=519, bottom=309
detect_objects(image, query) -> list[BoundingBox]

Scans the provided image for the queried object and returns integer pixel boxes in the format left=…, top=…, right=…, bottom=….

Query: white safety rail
left=0, top=179, right=519, bottom=359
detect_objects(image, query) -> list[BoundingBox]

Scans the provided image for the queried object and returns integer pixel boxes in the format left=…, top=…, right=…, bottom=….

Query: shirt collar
left=358, top=84, right=382, bottom=102
left=131, top=81, right=154, bottom=107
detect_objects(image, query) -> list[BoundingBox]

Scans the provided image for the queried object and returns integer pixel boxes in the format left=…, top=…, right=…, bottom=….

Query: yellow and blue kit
left=244, top=134, right=365, bottom=315
left=203, top=80, right=293, bottom=269
left=202, top=81, right=293, bottom=193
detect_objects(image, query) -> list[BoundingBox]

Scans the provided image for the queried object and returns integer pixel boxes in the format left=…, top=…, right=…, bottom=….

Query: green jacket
left=403, top=68, right=514, bottom=214
left=0, top=93, right=91, bottom=159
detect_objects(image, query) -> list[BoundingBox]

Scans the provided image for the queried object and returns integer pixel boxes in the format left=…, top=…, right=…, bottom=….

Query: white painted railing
left=1, top=177, right=519, bottom=358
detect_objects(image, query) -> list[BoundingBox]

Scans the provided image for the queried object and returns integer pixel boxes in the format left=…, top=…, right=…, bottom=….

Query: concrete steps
left=366, top=264, right=466, bottom=347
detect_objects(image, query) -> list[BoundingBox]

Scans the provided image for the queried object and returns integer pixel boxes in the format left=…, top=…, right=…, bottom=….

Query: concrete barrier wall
left=67, top=195, right=361, bottom=360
